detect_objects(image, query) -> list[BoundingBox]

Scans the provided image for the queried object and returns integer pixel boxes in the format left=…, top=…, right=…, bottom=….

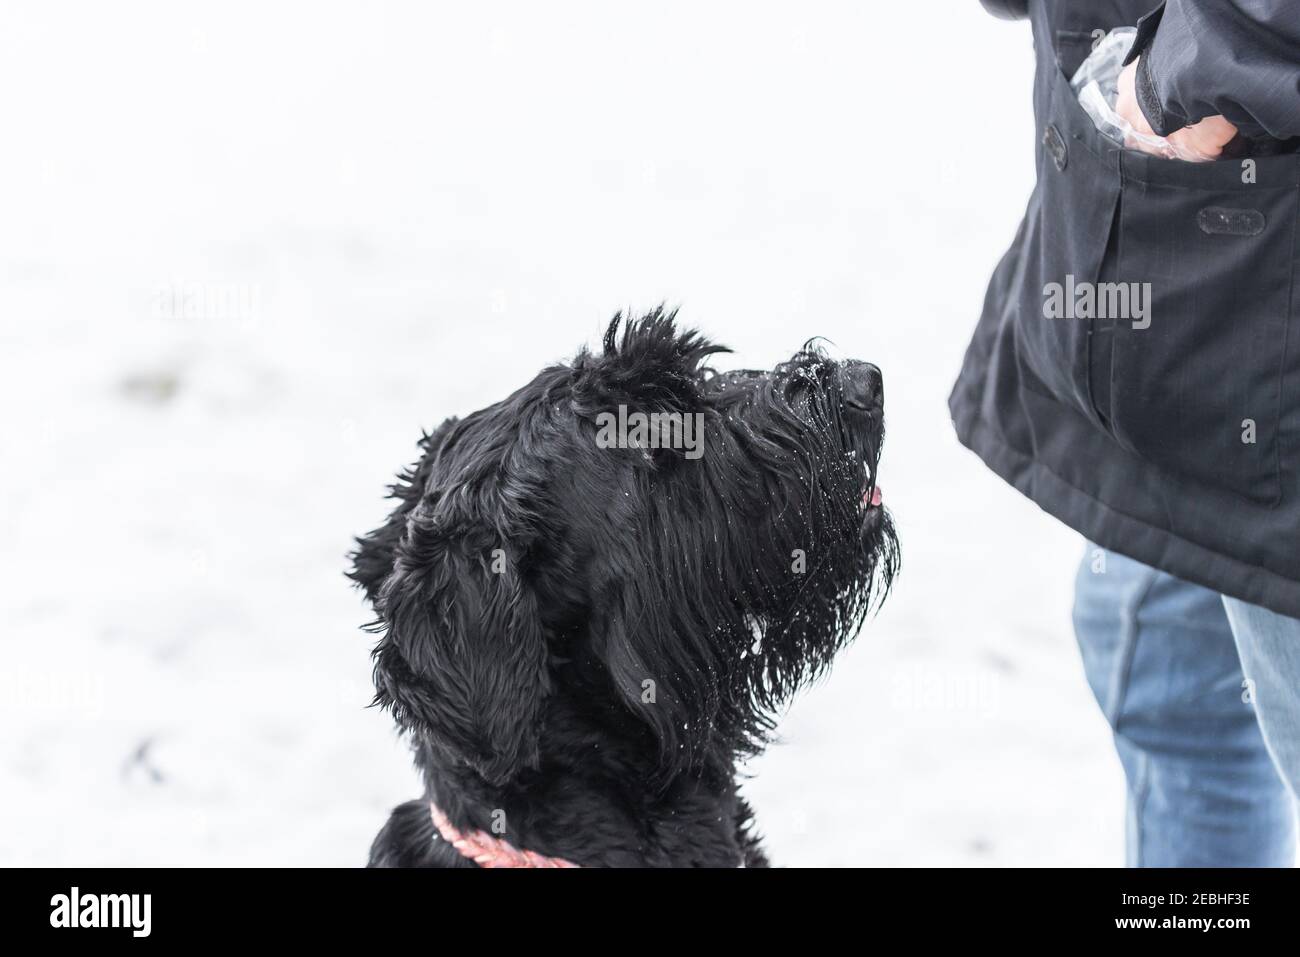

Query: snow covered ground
left=1, top=1, right=1126, bottom=866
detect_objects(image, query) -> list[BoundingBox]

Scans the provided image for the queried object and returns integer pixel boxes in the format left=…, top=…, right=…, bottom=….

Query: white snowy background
left=1, top=1, right=1125, bottom=866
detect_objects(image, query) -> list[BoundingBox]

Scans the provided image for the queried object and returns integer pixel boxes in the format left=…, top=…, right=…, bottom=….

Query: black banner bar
left=2, top=867, right=1293, bottom=943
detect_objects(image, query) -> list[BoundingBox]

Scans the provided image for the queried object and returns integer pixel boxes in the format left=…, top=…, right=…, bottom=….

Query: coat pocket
left=1107, top=152, right=1300, bottom=505
left=1012, top=61, right=1121, bottom=425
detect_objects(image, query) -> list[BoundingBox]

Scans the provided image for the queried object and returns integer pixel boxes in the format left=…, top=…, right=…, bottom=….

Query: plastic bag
left=1071, top=28, right=1210, bottom=162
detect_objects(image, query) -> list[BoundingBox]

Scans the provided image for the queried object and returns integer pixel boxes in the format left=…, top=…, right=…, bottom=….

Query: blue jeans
left=1073, top=544, right=1300, bottom=866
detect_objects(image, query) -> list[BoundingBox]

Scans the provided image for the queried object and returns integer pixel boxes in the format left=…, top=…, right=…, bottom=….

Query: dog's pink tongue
left=865, top=486, right=883, bottom=507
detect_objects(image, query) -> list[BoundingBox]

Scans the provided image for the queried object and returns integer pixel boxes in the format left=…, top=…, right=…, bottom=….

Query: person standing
left=955, top=0, right=1300, bottom=865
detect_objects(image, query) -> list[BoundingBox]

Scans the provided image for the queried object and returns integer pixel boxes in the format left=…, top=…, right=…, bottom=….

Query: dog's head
left=350, top=309, right=897, bottom=786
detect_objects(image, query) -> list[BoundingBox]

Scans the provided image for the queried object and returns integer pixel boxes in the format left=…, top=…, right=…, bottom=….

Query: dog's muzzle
left=841, top=360, right=885, bottom=511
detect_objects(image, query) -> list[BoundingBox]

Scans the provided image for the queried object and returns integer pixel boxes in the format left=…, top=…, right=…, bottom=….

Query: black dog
left=350, top=309, right=897, bottom=867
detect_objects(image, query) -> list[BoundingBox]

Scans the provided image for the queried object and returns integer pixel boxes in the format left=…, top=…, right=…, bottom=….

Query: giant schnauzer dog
left=350, top=309, right=897, bottom=867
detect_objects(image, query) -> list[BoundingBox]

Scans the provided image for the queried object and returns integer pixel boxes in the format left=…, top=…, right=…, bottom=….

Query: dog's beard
left=726, top=368, right=897, bottom=731
left=622, top=353, right=899, bottom=777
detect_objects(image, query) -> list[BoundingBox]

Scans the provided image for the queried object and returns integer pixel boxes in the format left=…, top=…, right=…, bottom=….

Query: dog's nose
left=844, top=361, right=884, bottom=413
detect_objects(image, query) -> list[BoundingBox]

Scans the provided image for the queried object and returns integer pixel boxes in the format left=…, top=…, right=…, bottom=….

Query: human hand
left=1115, top=59, right=1238, bottom=161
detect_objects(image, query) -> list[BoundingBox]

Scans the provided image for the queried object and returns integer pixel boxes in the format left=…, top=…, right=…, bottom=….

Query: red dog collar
left=429, top=803, right=580, bottom=869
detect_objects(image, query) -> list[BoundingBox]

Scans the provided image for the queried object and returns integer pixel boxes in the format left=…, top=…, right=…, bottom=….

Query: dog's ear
left=359, top=412, right=551, bottom=786
left=371, top=503, right=550, bottom=785
left=348, top=418, right=457, bottom=604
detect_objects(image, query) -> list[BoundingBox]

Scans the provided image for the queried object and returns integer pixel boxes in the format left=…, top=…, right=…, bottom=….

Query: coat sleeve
left=1125, top=0, right=1300, bottom=141
left=978, top=0, right=1028, bottom=20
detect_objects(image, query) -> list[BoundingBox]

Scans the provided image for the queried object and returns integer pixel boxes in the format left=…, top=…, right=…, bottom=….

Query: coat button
left=1043, top=124, right=1068, bottom=172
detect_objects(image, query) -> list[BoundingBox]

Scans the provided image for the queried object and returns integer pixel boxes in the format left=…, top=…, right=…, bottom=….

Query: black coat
left=953, top=0, right=1300, bottom=615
